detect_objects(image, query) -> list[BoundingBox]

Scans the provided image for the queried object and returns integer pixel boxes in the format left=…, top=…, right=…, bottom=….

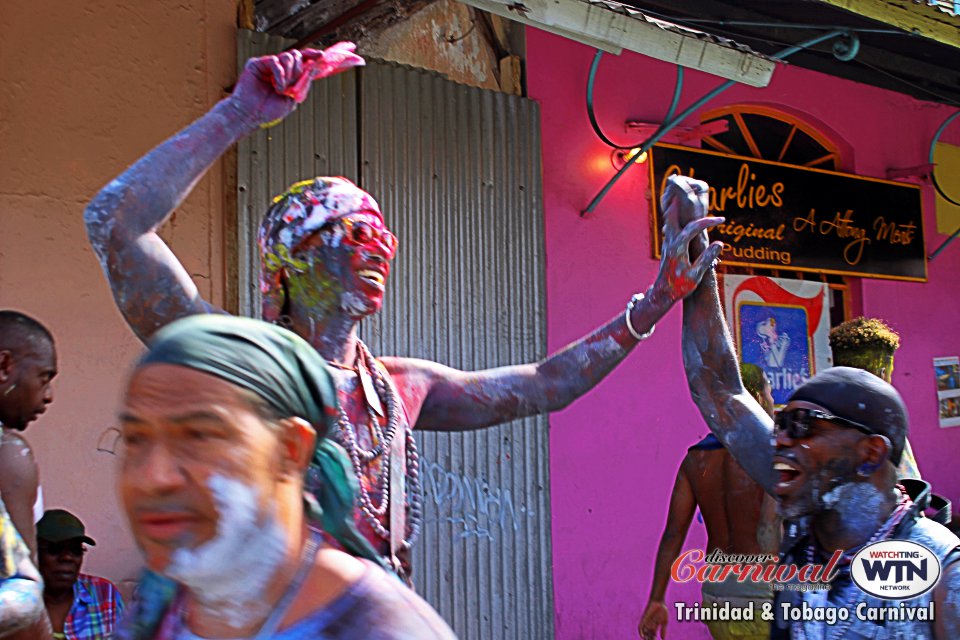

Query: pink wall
left=527, top=28, right=960, bottom=639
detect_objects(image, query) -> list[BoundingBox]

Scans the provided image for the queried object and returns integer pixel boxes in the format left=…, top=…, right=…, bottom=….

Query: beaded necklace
left=792, top=489, right=912, bottom=640
left=329, top=340, right=423, bottom=550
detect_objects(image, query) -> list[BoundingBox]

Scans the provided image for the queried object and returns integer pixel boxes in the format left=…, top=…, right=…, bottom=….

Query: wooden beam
left=457, top=0, right=777, bottom=86
left=499, top=54, right=523, bottom=94
left=816, top=0, right=960, bottom=49
left=238, top=0, right=255, bottom=30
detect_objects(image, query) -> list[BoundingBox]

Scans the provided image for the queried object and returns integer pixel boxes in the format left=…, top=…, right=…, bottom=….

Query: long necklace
left=792, top=490, right=912, bottom=640
left=330, top=340, right=422, bottom=550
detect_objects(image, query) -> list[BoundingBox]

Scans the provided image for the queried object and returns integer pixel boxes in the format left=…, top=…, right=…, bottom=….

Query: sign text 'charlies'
left=649, top=144, right=926, bottom=281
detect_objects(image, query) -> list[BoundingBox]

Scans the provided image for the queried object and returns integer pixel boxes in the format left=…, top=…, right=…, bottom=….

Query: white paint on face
left=820, top=482, right=885, bottom=531
left=340, top=291, right=370, bottom=317
left=165, top=474, right=287, bottom=629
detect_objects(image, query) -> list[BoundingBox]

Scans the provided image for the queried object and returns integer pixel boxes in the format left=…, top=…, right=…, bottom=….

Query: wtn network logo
left=851, top=541, right=941, bottom=600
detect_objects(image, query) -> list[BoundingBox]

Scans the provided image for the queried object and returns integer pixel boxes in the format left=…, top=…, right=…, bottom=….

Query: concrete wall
left=0, top=0, right=236, bottom=593
left=359, top=0, right=507, bottom=92
left=526, top=28, right=960, bottom=639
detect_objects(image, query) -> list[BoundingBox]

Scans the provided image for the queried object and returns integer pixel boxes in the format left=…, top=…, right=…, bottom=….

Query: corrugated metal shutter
left=237, top=30, right=554, bottom=640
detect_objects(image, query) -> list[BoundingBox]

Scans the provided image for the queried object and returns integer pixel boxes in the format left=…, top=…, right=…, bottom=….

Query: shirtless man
left=677, top=177, right=960, bottom=639
left=84, top=43, right=723, bottom=576
left=639, top=363, right=778, bottom=640
left=0, top=311, right=57, bottom=558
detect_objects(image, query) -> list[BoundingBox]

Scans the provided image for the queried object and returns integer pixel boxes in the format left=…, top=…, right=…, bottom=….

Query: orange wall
left=0, top=0, right=237, bottom=593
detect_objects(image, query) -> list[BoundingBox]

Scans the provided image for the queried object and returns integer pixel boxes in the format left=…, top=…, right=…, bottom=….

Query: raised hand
left=650, top=175, right=725, bottom=304
left=229, top=43, right=365, bottom=129
left=638, top=600, right=669, bottom=639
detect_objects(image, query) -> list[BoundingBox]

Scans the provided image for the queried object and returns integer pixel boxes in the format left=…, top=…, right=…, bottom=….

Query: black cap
left=788, top=366, right=908, bottom=465
left=36, top=509, right=96, bottom=546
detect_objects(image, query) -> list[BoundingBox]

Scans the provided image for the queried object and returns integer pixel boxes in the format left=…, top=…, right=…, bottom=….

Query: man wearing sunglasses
left=84, top=44, right=721, bottom=579
left=676, top=176, right=960, bottom=639
left=36, top=510, right=124, bottom=640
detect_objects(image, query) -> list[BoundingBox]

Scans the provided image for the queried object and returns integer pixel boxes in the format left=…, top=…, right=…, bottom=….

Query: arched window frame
left=699, top=105, right=855, bottom=326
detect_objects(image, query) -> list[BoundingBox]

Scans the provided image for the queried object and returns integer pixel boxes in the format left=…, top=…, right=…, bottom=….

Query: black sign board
left=649, top=143, right=927, bottom=281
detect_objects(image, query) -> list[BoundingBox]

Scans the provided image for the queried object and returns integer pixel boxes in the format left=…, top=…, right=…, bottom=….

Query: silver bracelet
left=625, top=293, right=656, bottom=341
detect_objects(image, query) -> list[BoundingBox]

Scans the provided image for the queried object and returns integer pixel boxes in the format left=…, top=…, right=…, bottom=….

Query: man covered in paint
left=114, top=314, right=456, bottom=639
left=676, top=177, right=960, bottom=639
left=0, top=310, right=58, bottom=559
left=639, top=363, right=778, bottom=640
left=84, top=44, right=723, bottom=577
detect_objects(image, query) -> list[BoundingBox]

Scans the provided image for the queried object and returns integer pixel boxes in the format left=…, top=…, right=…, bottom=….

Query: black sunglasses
left=39, top=540, right=87, bottom=557
left=774, top=407, right=878, bottom=439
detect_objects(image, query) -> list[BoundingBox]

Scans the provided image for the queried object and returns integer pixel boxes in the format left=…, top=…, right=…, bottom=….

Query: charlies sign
left=649, top=143, right=927, bottom=281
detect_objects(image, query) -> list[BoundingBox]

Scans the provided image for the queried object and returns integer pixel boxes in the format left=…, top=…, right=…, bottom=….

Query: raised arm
left=638, top=465, right=696, bottom=640
left=84, top=45, right=363, bottom=341
left=677, top=179, right=775, bottom=494
left=402, top=176, right=723, bottom=432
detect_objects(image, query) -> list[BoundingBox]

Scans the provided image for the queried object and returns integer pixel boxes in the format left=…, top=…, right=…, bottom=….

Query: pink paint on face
left=338, top=212, right=397, bottom=316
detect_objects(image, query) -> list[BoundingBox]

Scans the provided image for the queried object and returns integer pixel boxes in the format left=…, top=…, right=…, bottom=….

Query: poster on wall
left=934, top=356, right=960, bottom=428
left=722, top=275, right=831, bottom=406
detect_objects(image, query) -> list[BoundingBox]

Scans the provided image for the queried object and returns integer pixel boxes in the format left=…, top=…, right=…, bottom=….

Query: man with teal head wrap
left=115, top=315, right=455, bottom=639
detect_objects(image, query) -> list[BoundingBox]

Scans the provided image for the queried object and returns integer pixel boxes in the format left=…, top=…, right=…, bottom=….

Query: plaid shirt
left=58, top=574, right=125, bottom=640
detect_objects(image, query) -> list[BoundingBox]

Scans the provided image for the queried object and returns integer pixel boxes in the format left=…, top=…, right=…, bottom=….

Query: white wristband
left=625, top=293, right=655, bottom=341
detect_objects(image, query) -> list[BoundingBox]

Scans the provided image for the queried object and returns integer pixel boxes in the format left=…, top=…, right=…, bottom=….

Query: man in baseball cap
left=36, top=509, right=124, bottom=640
left=676, top=176, right=960, bottom=639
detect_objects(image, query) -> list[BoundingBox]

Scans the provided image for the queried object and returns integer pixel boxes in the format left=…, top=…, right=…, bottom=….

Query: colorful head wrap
left=257, top=177, right=382, bottom=321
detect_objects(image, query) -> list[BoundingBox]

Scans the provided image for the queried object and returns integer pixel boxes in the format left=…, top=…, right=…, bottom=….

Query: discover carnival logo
left=671, top=549, right=840, bottom=589
left=851, top=540, right=941, bottom=600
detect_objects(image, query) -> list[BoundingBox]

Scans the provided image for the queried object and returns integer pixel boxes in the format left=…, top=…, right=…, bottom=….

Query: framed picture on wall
left=722, top=275, right=831, bottom=406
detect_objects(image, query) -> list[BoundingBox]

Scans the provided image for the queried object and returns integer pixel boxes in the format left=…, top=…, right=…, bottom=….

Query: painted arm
left=0, top=434, right=38, bottom=560
left=677, top=179, right=775, bottom=494
left=638, top=465, right=696, bottom=640
left=405, top=176, right=724, bottom=432
left=83, top=45, right=364, bottom=342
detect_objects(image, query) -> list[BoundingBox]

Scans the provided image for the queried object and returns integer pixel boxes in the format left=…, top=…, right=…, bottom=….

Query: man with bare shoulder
left=84, top=43, right=722, bottom=578
left=0, top=310, right=57, bottom=558
left=114, top=314, right=456, bottom=639
left=677, top=177, right=960, bottom=639
left=639, top=363, right=779, bottom=640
